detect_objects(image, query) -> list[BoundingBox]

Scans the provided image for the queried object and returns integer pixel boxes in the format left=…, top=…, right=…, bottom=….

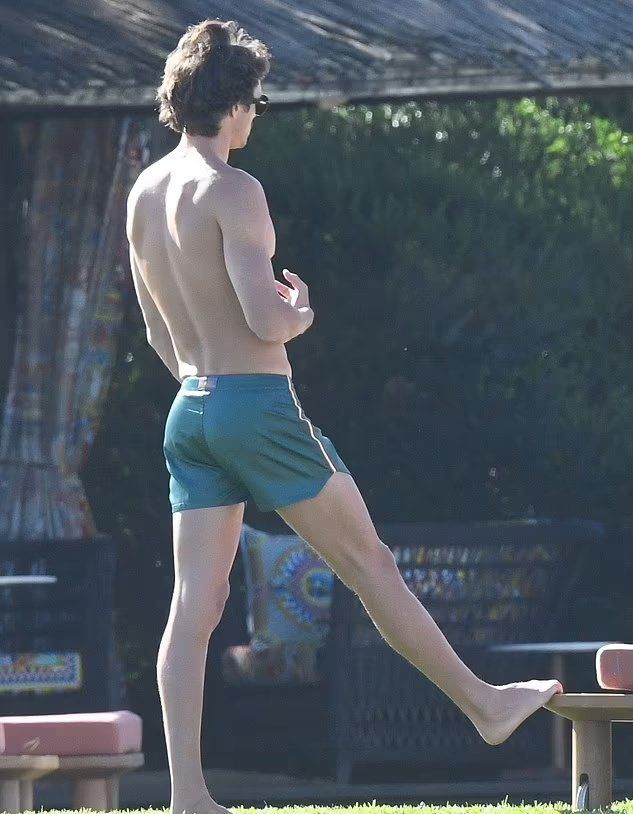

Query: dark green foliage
left=234, top=95, right=633, bottom=521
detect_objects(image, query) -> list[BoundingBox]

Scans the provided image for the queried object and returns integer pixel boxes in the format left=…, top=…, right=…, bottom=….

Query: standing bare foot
left=170, top=793, right=233, bottom=814
left=470, top=679, right=564, bottom=745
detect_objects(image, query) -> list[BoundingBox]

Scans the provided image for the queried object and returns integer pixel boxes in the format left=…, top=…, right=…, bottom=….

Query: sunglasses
left=251, top=94, right=269, bottom=116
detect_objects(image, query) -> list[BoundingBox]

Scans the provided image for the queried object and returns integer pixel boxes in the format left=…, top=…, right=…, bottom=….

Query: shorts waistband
left=180, top=374, right=291, bottom=392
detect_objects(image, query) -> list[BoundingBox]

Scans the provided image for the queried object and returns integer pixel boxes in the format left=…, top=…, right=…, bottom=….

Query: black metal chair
left=0, top=535, right=122, bottom=714
left=326, top=518, right=603, bottom=782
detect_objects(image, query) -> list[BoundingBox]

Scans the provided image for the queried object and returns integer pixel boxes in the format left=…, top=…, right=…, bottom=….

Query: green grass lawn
left=22, top=803, right=633, bottom=814
left=235, top=804, right=628, bottom=814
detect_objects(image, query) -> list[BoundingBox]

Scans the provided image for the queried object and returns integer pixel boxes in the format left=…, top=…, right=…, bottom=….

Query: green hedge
left=230, top=95, right=633, bottom=520
left=81, top=95, right=633, bottom=766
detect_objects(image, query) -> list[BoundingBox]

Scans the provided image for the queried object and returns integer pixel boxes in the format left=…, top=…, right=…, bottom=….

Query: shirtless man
left=126, top=18, right=563, bottom=814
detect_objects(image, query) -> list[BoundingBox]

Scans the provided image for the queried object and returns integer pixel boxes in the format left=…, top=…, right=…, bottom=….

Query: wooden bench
left=0, top=711, right=144, bottom=813
left=0, top=755, right=59, bottom=814
left=543, top=645, right=633, bottom=810
left=545, top=694, right=633, bottom=811
left=0, top=538, right=136, bottom=812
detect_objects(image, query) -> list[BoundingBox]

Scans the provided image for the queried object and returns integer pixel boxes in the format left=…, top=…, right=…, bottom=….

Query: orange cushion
left=596, top=644, right=633, bottom=691
left=222, top=641, right=322, bottom=685
left=0, top=710, right=142, bottom=755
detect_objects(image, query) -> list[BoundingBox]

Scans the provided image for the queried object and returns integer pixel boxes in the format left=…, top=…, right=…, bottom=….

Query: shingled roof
left=2, top=0, right=633, bottom=111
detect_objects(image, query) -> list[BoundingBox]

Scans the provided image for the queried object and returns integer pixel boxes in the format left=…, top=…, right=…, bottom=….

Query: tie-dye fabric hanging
left=0, top=116, right=151, bottom=540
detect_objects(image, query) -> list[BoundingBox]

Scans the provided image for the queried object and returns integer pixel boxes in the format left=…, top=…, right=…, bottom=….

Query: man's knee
left=344, top=539, right=397, bottom=590
left=366, top=540, right=397, bottom=573
left=174, top=579, right=231, bottom=639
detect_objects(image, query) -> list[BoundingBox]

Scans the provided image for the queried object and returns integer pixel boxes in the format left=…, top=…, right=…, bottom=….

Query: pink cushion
left=0, top=710, right=142, bottom=755
left=596, top=644, right=633, bottom=691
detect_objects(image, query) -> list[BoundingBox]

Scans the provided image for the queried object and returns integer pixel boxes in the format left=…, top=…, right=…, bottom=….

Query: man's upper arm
left=214, top=173, right=288, bottom=342
left=128, top=244, right=171, bottom=348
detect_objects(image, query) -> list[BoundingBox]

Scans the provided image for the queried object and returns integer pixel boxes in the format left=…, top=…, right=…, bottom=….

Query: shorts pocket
left=164, top=392, right=205, bottom=456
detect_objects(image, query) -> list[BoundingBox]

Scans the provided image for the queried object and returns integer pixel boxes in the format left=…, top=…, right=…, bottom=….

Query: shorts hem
left=256, top=469, right=350, bottom=513
left=171, top=497, right=248, bottom=513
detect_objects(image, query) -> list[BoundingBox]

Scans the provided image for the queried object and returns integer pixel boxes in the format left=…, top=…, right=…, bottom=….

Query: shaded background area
left=0, top=127, right=21, bottom=412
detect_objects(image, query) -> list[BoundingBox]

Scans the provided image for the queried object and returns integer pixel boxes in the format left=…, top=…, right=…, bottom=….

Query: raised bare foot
left=471, top=679, right=564, bottom=745
left=170, top=793, right=233, bottom=814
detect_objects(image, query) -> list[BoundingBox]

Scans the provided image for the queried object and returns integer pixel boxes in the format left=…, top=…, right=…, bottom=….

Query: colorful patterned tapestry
left=0, top=116, right=151, bottom=540
left=0, top=652, right=82, bottom=694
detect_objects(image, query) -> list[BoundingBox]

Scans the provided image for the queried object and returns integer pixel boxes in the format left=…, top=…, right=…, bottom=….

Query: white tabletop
left=489, top=641, right=616, bottom=653
left=0, top=575, right=57, bottom=586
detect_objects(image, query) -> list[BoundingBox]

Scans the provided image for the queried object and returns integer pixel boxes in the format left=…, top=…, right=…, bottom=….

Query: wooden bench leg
left=73, top=777, right=109, bottom=811
left=0, top=757, right=59, bottom=813
left=0, top=779, right=20, bottom=814
left=572, top=719, right=612, bottom=810
left=106, top=776, right=120, bottom=810
left=19, top=779, right=34, bottom=812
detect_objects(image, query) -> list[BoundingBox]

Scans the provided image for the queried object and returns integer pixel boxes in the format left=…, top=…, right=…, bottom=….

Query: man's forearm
left=262, top=304, right=314, bottom=344
left=284, top=307, right=314, bottom=343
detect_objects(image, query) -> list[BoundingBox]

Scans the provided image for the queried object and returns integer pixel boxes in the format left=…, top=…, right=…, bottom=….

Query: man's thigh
left=171, top=502, right=245, bottom=618
left=276, top=472, right=391, bottom=582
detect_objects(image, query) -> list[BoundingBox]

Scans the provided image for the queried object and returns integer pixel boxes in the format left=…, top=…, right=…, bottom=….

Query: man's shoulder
left=126, top=162, right=160, bottom=210
left=126, top=158, right=265, bottom=230
left=213, top=167, right=266, bottom=215
left=130, top=150, right=176, bottom=187
left=208, top=167, right=267, bottom=222
left=214, top=165, right=264, bottom=194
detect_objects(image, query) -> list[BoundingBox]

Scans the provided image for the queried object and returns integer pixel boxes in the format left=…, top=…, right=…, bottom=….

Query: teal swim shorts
left=163, top=374, right=351, bottom=513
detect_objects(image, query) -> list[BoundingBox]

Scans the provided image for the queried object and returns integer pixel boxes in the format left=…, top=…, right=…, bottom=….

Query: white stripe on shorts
left=286, top=376, right=337, bottom=472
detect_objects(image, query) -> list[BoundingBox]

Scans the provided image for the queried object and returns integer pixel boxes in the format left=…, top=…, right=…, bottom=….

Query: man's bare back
left=126, top=147, right=310, bottom=381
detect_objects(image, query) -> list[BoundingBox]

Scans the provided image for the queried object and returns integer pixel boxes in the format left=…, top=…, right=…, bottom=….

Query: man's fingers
left=283, top=269, right=306, bottom=288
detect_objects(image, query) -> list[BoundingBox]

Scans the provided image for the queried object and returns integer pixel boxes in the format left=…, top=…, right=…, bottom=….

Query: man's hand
left=275, top=268, right=314, bottom=334
left=275, top=279, right=295, bottom=304
left=276, top=268, right=310, bottom=307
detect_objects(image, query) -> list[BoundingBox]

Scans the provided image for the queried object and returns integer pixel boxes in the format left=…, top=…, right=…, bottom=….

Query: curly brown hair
left=156, top=19, right=271, bottom=137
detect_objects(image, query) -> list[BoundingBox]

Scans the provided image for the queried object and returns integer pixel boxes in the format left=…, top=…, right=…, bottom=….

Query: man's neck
left=178, top=131, right=231, bottom=165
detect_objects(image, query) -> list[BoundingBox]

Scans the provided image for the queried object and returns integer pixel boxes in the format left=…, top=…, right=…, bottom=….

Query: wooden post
left=552, top=652, right=567, bottom=770
left=73, top=777, right=109, bottom=811
left=106, top=775, right=120, bottom=810
left=572, top=719, right=612, bottom=810
left=0, top=779, right=20, bottom=814
left=19, top=779, right=34, bottom=811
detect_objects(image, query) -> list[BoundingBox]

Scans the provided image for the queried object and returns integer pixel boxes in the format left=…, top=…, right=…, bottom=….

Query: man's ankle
left=462, top=679, right=498, bottom=721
